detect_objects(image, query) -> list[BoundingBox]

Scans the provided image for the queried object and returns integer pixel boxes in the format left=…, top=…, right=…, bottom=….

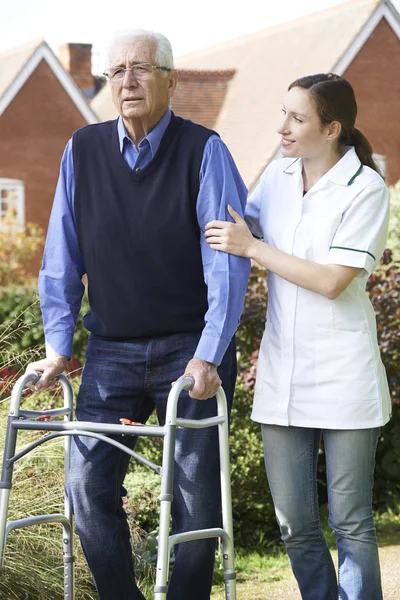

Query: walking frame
left=0, top=372, right=236, bottom=599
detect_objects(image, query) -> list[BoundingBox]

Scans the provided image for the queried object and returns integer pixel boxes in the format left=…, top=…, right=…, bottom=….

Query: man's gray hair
left=106, top=29, right=175, bottom=70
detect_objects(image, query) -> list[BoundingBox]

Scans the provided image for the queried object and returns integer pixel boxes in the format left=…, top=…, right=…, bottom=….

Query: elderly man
left=30, top=29, right=250, bottom=600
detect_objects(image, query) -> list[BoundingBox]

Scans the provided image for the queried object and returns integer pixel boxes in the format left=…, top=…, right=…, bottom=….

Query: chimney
left=59, top=43, right=95, bottom=98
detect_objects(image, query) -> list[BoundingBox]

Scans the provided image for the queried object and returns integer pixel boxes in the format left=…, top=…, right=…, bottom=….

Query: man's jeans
left=65, top=332, right=236, bottom=600
left=261, top=425, right=382, bottom=600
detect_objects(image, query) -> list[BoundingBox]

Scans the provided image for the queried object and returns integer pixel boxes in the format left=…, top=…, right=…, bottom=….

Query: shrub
left=228, top=380, right=277, bottom=547
left=366, top=250, right=400, bottom=505
left=0, top=214, right=44, bottom=287
left=367, top=250, right=400, bottom=405
left=124, top=468, right=161, bottom=535
left=388, top=181, right=400, bottom=261
left=229, top=264, right=278, bottom=547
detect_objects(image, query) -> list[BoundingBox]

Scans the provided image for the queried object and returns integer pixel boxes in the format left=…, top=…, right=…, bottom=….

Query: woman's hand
left=205, top=205, right=257, bottom=258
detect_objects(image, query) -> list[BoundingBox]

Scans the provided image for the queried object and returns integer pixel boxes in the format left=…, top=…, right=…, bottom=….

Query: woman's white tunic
left=247, top=148, right=391, bottom=429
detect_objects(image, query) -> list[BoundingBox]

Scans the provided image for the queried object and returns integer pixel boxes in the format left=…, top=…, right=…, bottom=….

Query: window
left=0, top=179, right=25, bottom=230
left=373, top=154, right=386, bottom=178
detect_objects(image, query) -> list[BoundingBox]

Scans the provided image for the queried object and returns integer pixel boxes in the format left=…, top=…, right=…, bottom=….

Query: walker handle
left=10, top=372, right=72, bottom=417
left=29, top=370, right=42, bottom=385
left=25, top=369, right=65, bottom=387
left=183, top=376, right=195, bottom=391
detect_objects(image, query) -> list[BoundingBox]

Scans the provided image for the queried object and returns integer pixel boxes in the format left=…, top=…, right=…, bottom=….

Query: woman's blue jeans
left=65, top=332, right=236, bottom=600
left=261, top=425, right=382, bottom=600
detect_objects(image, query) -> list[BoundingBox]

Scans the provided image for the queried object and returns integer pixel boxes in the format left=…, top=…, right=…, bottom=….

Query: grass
left=211, top=502, right=400, bottom=600
left=211, top=549, right=293, bottom=600
left=375, top=506, right=400, bottom=546
left=214, top=547, right=291, bottom=585
left=0, top=386, right=399, bottom=600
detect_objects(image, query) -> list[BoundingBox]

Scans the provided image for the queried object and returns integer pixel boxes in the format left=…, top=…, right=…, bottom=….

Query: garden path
left=212, top=545, right=400, bottom=599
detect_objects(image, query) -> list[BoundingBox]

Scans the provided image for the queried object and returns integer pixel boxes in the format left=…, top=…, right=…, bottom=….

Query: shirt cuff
left=327, top=247, right=375, bottom=274
left=193, top=333, right=232, bottom=366
left=45, top=334, right=73, bottom=360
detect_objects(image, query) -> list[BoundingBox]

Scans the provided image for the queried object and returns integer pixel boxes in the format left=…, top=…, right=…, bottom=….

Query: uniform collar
left=283, top=157, right=301, bottom=174
left=117, top=109, right=172, bottom=157
left=327, top=147, right=363, bottom=186
left=282, top=147, right=363, bottom=187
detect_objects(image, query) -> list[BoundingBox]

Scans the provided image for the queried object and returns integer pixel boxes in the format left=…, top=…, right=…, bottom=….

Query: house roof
left=171, top=70, right=235, bottom=129
left=0, top=39, right=98, bottom=124
left=0, top=38, right=43, bottom=100
left=176, top=0, right=396, bottom=189
left=91, top=0, right=400, bottom=189
left=91, top=78, right=118, bottom=122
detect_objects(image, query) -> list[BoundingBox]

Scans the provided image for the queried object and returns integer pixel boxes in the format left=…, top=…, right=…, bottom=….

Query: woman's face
left=277, top=86, right=331, bottom=160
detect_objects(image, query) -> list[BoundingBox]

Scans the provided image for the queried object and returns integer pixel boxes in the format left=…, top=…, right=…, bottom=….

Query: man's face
left=108, top=38, right=177, bottom=125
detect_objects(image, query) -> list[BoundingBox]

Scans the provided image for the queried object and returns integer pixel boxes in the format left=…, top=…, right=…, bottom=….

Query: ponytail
left=347, top=127, right=383, bottom=177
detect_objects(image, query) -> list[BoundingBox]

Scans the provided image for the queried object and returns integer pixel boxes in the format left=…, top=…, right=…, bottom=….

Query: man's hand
left=177, top=358, right=221, bottom=400
left=26, top=355, right=69, bottom=391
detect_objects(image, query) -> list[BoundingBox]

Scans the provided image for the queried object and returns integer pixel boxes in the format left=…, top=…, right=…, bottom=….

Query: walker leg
left=224, top=578, right=237, bottom=600
left=63, top=522, right=74, bottom=600
left=217, top=388, right=237, bottom=600
left=0, top=416, right=18, bottom=574
left=221, top=537, right=237, bottom=600
left=0, top=488, right=11, bottom=575
left=154, top=423, right=176, bottom=600
left=62, top=379, right=74, bottom=600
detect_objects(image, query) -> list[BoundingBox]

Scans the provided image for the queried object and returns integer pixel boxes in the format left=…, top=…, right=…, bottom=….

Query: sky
left=1, top=0, right=400, bottom=74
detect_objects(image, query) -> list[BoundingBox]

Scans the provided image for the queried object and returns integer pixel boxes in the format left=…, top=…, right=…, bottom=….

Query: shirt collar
left=283, top=147, right=363, bottom=186
left=117, top=108, right=172, bottom=157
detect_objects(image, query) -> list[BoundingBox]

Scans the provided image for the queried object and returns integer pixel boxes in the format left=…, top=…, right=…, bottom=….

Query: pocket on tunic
left=315, top=327, right=378, bottom=400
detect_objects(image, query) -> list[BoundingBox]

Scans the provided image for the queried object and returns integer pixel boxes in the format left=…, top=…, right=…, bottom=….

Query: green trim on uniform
left=283, top=158, right=300, bottom=172
left=330, top=246, right=375, bottom=260
left=347, top=164, right=363, bottom=186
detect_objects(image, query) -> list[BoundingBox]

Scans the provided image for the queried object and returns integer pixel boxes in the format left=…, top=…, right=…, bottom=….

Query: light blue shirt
left=39, top=109, right=251, bottom=365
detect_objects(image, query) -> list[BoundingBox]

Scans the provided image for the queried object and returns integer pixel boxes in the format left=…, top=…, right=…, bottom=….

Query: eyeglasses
left=103, top=63, right=172, bottom=82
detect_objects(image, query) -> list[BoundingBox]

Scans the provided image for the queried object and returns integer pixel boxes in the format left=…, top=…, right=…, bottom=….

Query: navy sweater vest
left=72, top=113, right=216, bottom=338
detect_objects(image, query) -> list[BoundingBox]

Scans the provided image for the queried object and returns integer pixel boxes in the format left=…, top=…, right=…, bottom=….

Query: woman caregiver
left=205, top=73, right=390, bottom=600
